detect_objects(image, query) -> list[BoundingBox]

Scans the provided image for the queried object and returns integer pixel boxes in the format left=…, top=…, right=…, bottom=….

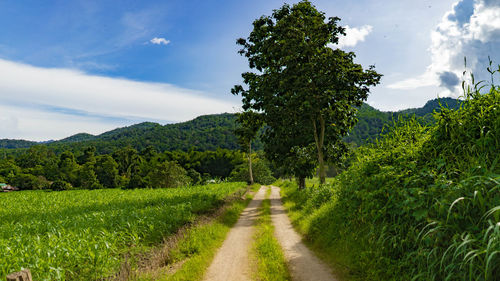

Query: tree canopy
left=232, top=0, right=382, bottom=185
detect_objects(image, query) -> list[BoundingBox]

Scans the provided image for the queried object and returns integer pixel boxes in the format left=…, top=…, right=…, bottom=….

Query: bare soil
left=202, top=186, right=266, bottom=281
left=270, top=185, right=339, bottom=281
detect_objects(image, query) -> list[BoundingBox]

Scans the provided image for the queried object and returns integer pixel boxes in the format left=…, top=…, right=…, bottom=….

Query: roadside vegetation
left=0, top=182, right=246, bottom=280
left=279, top=85, right=499, bottom=280
left=251, top=187, right=291, bottom=281
left=133, top=184, right=260, bottom=281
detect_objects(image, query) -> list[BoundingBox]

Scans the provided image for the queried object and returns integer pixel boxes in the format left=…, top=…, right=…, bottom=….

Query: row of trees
left=0, top=145, right=252, bottom=190
left=232, top=1, right=382, bottom=188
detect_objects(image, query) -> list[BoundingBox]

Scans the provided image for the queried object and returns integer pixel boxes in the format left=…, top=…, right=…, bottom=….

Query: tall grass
left=279, top=83, right=499, bottom=280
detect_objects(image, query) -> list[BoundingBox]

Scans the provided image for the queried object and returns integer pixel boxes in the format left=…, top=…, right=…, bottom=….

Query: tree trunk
left=297, top=177, right=306, bottom=190
left=317, top=149, right=326, bottom=184
left=248, top=142, right=254, bottom=185
left=312, top=115, right=326, bottom=184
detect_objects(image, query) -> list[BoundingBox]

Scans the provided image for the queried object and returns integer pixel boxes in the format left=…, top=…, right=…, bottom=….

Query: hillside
left=0, top=139, right=38, bottom=149
left=0, top=113, right=242, bottom=154
left=398, top=97, right=460, bottom=116
left=0, top=98, right=461, bottom=153
left=345, top=97, right=461, bottom=144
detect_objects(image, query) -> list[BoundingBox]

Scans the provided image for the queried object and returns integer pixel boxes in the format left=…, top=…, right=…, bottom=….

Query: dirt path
left=270, top=185, right=339, bottom=281
left=202, top=186, right=266, bottom=281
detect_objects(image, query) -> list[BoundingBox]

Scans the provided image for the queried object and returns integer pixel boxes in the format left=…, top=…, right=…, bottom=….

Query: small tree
left=229, top=157, right=276, bottom=185
left=113, top=146, right=142, bottom=178
left=95, top=155, right=119, bottom=188
left=78, top=163, right=102, bottom=189
left=261, top=116, right=317, bottom=189
left=58, top=151, right=79, bottom=185
left=51, top=180, right=72, bottom=191
left=234, top=110, right=263, bottom=185
left=148, top=161, right=191, bottom=188
left=232, top=0, right=382, bottom=184
left=77, top=146, right=96, bottom=165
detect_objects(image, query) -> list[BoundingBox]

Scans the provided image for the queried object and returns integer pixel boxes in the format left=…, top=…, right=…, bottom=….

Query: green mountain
left=0, top=139, right=38, bottom=149
left=44, top=113, right=242, bottom=154
left=345, top=97, right=461, bottom=144
left=0, top=98, right=461, bottom=154
left=398, top=97, right=460, bottom=116
left=58, top=133, right=96, bottom=143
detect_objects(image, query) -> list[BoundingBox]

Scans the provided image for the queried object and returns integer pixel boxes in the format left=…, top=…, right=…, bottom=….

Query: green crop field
left=0, top=182, right=246, bottom=280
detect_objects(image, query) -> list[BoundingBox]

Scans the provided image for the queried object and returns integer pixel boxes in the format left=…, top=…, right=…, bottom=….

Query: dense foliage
left=0, top=146, right=244, bottom=190
left=0, top=182, right=246, bottom=280
left=232, top=0, right=381, bottom=185
left=279, top=87, right=499, bottom=280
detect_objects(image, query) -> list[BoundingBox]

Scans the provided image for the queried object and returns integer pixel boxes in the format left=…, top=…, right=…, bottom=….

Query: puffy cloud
left=0, top=59, right=239, bottom=141
left=330, top=25, right=373, bottom=49
left=150, top=37, right=170, bottom=45
left=388, top=0, right=500, bottom=96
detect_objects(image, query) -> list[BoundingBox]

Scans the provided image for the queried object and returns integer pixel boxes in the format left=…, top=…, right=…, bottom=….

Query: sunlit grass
left=0, top=182, right=246, bottom=280
left=251, top=186, right=291, bottom=281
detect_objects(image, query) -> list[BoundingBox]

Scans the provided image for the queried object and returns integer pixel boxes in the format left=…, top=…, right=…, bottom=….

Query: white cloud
left=0, top=104, right=125, bottom=141
left=386, top=71, right=438, bottom=90
left=150, top=37, right=170, bottom=45
left=0, top=59, right=239, bottom=141
left=331, top=25, right=373, bottom=49
left=388, top=0, right=500, bottom=96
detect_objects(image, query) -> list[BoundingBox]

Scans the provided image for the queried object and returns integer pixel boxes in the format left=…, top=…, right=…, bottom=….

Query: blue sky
left=0, top=0, right=499, bottom=141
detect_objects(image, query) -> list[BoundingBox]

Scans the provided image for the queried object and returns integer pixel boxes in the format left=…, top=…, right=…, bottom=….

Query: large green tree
left=232, top=1, right=382, bottom=184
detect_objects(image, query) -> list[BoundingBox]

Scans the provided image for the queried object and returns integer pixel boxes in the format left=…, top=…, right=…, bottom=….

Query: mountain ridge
left=0, top=98, right=461, bottom=153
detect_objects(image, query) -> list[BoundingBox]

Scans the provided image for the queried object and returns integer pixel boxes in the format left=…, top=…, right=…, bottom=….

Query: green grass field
left=0, top=182, right=246, bottom=280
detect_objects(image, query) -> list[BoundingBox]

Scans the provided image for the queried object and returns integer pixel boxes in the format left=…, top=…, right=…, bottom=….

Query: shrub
left=187, top=168, right=202, bottom=185
left=148, top=161, right=191, bottom=188
left=10, top=173, right=50, bottom=190
left=50, top=180, right=73, bottom=191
